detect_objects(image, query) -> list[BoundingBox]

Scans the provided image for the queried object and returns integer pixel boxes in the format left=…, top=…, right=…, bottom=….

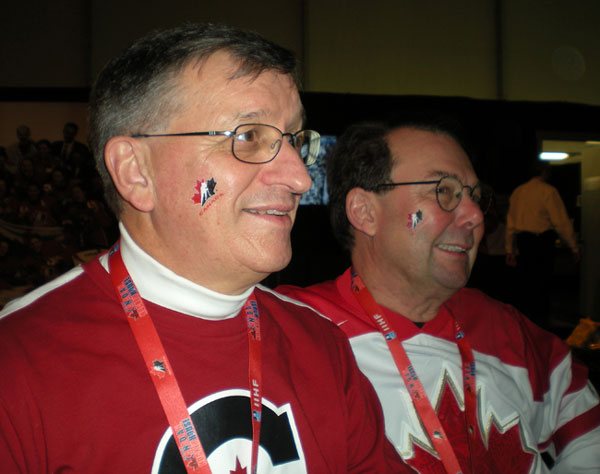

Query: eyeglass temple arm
left=376, top=180, right=440, bottom=189
left=132, top=131, right=232, bottom=138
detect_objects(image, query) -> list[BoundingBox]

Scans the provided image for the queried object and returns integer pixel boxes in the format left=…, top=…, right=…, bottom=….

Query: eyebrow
left=427, top=170, right=481, bottom=186
left=228, top=108, right=306, bottom=132
left=231, top=111, right=262, bottom=123
left=426, top=170, right=455, bottom=180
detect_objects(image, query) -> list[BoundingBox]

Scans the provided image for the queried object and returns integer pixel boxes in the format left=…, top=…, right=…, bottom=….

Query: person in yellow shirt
left=505, top=162, right=579, bottom=328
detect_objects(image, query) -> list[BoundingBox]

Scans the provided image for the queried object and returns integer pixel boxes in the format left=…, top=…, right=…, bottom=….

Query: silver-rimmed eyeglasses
left=132, top=123, right=321, bottom=166
left=376, top=175, right=492, bottom=213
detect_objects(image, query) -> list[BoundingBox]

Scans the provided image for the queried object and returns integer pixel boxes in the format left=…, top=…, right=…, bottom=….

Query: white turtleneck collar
left=100, top=223, right=253, bottom=320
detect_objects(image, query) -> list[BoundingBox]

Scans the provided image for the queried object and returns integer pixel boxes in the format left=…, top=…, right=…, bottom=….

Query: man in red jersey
left=0, top=25, right=407, bottom=473
left=279, top=120, right=600, bottom=473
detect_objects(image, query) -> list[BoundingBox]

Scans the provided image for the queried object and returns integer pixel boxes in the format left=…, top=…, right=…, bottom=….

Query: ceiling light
left=539, top=152, right=569, bottom=161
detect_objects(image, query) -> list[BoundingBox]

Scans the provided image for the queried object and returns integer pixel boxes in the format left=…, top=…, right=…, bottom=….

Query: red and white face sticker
left=407, top=210, right=423, bottom=230
left=192, top=178, right=223, bottom=216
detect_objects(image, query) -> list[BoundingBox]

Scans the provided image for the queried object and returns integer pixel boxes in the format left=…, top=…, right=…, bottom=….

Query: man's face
left=139, top=52, right=311, bottom=294
left=371, top=128, right=484, bottom=295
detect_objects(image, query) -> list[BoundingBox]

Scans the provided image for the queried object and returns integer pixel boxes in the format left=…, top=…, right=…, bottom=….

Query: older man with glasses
left=0, top=25, right=408, bottom=473
left=279, top=120, right=600, bottom=473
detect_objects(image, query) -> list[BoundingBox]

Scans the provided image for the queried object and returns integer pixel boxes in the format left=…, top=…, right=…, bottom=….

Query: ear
left=346, top=187, right=378, bottom=237
left=104, top=137, right=155, bottom=212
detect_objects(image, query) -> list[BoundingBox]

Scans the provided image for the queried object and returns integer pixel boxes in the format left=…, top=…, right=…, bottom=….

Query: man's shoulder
left=276, top=278, right=339, bottom=307
left=510, top=179, right=532, bottom=196
left=449, top=287, right=570, bottom=363
left=0, top=256, right=111, bottom=328
left=260, top=280, right=371, bottom=339
left=275, top=271, right=354, bottom=318
left=453, top=285, right=503, bottom=303
left=516, top=177, right=557, bottom=194
left=275, top=271, right=378, bottom=338
left=449, top=287, right=520, bottom=321
left=0, top=257, right=117, bottom=382
left=254, top=285, right=363, bottom=363
left=257, top=283, right=338, bottom=327
left=446, top=287, right=533, bottom=342
left=0, top=266, right=84, bottom=319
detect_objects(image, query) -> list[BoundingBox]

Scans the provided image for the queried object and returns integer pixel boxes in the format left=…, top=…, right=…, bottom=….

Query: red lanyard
left=244, top=298, right=263, bottom=474
left=109, top=244, right=262, bottom=473
left=350, top=270, right=477, bottom=474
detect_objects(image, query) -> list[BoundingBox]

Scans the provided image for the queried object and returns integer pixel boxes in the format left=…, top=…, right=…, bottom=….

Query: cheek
left=414, top=207, right=452, bottom=242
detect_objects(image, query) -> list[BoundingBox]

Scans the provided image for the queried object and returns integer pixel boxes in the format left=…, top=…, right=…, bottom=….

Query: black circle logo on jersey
left=153, top=391, right=306, bottom=473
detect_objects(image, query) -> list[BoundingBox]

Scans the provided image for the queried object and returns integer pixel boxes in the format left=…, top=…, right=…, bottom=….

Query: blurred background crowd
left=0, top=122, right=117, bottom=303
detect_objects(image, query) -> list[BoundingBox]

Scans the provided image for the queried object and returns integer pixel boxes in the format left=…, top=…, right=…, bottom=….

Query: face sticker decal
left=192, top=178, right=217, bottom=206
left=192, top=178, right=223, bottom=216
left=407, top=210, right=423, bottom=230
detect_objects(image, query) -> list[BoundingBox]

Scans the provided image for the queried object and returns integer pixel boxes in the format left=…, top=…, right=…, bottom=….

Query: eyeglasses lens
left=436, top=176, right=460, bottom=211
left=298, top=130, right=320, bottom=166
left=436, top=176, right=490, bottom=213
left=232, top=124, right=320, bottom=165
left=232, top=124, right=272, bottom=164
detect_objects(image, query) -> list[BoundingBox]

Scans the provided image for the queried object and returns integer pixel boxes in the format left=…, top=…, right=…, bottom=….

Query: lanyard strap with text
left=109, top=244, right=262, bottom=474
left=350, top=270, right=477, bottom=474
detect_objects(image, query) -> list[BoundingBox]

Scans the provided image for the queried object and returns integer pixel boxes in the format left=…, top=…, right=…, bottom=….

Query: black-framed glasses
left=132, top=123, right=321, bottom=166
left=376, top=175, right=491, bottom=213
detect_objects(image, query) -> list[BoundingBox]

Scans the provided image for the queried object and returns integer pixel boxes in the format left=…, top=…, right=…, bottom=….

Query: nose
left=455, top=192, right=484, bottom=229
left=262, top=139, right=312, bottom=194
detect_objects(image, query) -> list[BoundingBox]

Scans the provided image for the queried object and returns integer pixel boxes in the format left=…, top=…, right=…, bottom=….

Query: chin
left=433, top=258, right=472, bottom=288
left=250, top=247, right=292, bottom=275
left=269, top=254, right=293, bottom=273
left=434, top=272, right=469, bottom=291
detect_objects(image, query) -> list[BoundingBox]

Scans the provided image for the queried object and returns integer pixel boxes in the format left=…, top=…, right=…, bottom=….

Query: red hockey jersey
left=278, top=268, right=600, bottom=473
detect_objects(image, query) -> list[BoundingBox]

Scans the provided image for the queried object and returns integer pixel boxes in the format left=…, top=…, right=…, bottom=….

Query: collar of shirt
left=99, top=222, right=253, bottom=320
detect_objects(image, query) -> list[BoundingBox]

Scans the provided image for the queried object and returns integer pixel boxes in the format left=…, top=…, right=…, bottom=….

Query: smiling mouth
left=437, top=244, right=469, bottom=253
left=246, top=209, right=289, bottom=216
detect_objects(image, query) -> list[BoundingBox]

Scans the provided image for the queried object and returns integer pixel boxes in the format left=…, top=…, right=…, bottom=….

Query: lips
left=244, top=198, right=297, bottom=218
left=436, top=243, right=470, bottom=253
left=245, top=209, right=289, bottom=216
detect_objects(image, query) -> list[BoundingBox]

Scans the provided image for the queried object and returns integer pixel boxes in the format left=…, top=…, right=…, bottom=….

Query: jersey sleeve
left=516, top=311, right=600, bottom=471
left=546, top=355, right=600, bottom=471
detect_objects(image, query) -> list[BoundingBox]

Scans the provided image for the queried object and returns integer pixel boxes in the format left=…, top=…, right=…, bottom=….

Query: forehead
left=173, top=51, right=303, bottom=128
left=386, top=127, right=475, bottom=180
